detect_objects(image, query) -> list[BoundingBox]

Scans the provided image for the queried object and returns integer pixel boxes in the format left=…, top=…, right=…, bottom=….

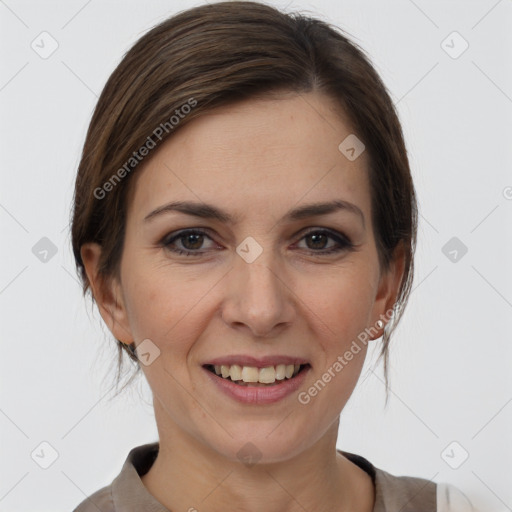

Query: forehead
left=127, top=91, right=371, bottom=223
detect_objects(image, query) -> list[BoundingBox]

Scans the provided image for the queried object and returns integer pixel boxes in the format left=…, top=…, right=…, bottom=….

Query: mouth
left=203, top=363, right=311, bottom=387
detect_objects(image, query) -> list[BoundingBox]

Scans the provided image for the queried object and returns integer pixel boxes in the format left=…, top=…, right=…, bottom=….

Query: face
left=84, top=90, right=403, bottom=463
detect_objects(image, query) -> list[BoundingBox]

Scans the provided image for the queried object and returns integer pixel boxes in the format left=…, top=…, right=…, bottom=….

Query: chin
left=204, top=428, right=310, bottom=466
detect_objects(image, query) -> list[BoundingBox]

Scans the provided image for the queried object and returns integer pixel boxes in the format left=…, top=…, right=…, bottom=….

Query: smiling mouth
left=203, top=363, right=310, bottom=386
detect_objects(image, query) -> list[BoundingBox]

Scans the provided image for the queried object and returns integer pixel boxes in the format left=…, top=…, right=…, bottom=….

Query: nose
left=221, top=250, right=295, bottom=338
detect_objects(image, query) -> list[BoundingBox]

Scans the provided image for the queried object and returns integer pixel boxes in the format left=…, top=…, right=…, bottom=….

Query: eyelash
left=161, top=228, right=355, bottom=257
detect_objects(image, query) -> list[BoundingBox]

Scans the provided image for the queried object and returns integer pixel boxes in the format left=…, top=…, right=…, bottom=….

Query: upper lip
left=203, top=355, right=310, bottom=368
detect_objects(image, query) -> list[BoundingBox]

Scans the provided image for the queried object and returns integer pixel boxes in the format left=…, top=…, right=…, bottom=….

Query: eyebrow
left=143, top=199, right=365, bottom=228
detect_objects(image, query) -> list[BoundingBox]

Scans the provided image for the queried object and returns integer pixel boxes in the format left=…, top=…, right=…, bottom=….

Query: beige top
left=72, top=443, right=471, bottom=511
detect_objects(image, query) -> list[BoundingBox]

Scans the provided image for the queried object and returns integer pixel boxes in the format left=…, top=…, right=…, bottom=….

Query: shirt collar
left=111, top=443, right=167, bottom=512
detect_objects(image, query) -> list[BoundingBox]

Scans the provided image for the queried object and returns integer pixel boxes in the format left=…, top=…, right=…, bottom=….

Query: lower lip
left=202, top=366, right=310, bottom=405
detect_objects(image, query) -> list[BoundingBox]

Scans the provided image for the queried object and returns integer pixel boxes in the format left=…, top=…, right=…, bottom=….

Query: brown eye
left=162, top=229, right=216, bottom=256
left=180, top=233, right=205, bottom=250
left=161, top=228, right=354, bottom=258
left=305, top=232, right=329, bottom=250
left=296, top=229, right=354, bottom=255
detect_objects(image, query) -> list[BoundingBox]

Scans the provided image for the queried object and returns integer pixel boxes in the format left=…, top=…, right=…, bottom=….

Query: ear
left=369, top=241, right=406, bottom=340
left=80, top=242, right=133, bottom=345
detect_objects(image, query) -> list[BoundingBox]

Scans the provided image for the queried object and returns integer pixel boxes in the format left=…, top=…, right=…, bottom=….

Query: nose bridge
left=235, top=233, right=281, bottom=288
left=242, top=256, right=280, bottom=300
left=223, top=239, right=293, bottom=336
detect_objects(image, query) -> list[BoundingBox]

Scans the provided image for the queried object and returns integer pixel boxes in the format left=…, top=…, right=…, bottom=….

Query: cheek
left=298, top=262, right=377, bottom=342
left=121, top=260, right=217, bottom=352
left=295, top=276, right=374, bottom=411
left=293, top=262, right=377, bottom=405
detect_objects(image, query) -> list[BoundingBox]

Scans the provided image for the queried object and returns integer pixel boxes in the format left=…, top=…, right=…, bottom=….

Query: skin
left=82, top=90, right=405, bottom=512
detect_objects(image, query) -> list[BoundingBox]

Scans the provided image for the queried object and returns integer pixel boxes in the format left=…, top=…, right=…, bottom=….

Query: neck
left=141, top=401, right=375, bottom=512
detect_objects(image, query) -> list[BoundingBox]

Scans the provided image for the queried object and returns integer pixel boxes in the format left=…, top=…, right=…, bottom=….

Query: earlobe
left=80, top=243, right=133, bottom=344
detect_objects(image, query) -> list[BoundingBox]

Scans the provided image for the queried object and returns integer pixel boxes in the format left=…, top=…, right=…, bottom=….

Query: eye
left=161, top=228, right=355, bottom=257
left=294, top=229, right=354, bottom=255
left=162, top=229, right=217, bottom=256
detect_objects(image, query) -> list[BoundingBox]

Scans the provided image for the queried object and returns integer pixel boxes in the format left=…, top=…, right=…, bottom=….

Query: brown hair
left=71, top=1, right=417, bottom=398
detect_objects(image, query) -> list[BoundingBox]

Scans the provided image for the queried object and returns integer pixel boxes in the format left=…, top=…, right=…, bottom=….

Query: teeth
left=275, top=364, right=286, bottom=380
left=259, top=367, right=276, bottom=384
left=211, top=363, right=304, bottom=384
left=241, top=366, right=259, bottom=383
left=229, top=364, right=242, bottom=381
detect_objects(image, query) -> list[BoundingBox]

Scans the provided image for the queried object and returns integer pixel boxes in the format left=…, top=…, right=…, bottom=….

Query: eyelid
left=161, top=226, right=352, bottom=245
left=293, top=227, right=355, bottom=252
left=160, top=226, right=355, bottom=256
left=162, top=225, right=352, bottom=240
left=161, top=228, right=218, bottom=248
left=297, top=226, right=352, bottom=242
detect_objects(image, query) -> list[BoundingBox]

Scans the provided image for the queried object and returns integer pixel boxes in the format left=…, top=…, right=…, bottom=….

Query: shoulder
left=374, top=467, right=476, bottom=512
left=373, top=465, right=437, bottom=511
left=70, top=442, right=161, bottom=512
left=339, top=449, right=476, bottom=512
left=72, top=485, right=114, bottom=512
left=339, top=449, right=436, bottom=511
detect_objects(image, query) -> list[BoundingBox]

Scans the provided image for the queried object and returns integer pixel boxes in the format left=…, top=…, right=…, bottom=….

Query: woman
left=71, top=2, right=474, bottom=510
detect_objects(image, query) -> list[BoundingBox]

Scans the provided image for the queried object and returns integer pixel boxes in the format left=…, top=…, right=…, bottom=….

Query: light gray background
left=1, top=1, right=511, bottom=510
